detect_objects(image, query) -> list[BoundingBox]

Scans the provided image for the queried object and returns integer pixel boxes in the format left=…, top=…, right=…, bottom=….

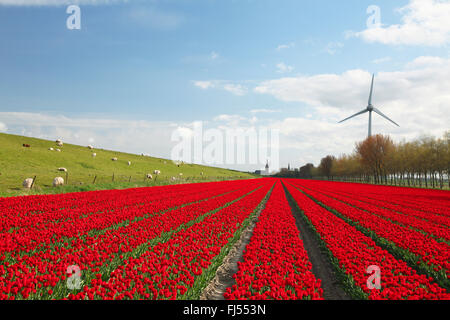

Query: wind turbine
left=338, top=74, right=399, bottom=137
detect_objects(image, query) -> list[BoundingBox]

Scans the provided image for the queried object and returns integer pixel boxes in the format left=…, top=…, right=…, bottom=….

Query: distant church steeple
left=288, top=163, right=291, bottom=171
left=265, top=160, right=269, bottom=175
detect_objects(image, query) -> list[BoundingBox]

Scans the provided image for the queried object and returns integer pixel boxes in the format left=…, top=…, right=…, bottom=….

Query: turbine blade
left=338, top=109, right=368, bottom=123
left=373, top=107, right=400, bottom=127
left=368, top=74, right=375, bottom=105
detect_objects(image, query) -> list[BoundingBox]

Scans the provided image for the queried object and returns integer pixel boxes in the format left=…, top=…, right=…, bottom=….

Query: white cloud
left=406, top=56, right=446, bottom=68
left=127, top=6, right=183, bottom=30
left=0, top=122, right=7, bottom=132
left=276, top=42, right=295, bottom=51
left=0, top=0, right=128, bottom=5
left=250, top=109, right=280, bottom=114
left=223, top=84, right=247, bottom=96
left=193, top=81, right=247, bottom=96
left=255, top=69, right=370, bottom=108
left=194, top=81, right=214, bottom=90
left=350, top=0, right=450, bottom=46
left=213, top=114, right=247, bottom=126
left=276, top=62, right=294, bottom=74
left=372, top=57, right=392, bottom=64
left=325, top=41, right=344, bottom=55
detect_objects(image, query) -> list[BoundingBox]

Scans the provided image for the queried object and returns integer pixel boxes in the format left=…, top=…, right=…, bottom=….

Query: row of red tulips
left=63, top=181, right=274, bottom=300
left=0, top=181, right=245, bottom=254
left=285, top=182, right=449, bottom=300
left=290, top=180, right=450, bottom=281
left=306, top=180, right=450, bottom=217
left=299, top=180, right=450, bottom=225
left=297, top=182, right=450, bottom=242
left=0, top=180, right=242, bottom=235
left=224, top=181, right=323, bottom=300
left=0, top=180, right=265, bottom=300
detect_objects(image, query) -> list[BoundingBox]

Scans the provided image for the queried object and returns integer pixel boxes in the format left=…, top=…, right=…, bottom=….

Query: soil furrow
left=282, top=182, right=351, bottom=300
left=200, top=186, right=273, bottom=300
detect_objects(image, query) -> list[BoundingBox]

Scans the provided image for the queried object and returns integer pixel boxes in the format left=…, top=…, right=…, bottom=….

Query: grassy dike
left=0, top=132, right=258, bottom=197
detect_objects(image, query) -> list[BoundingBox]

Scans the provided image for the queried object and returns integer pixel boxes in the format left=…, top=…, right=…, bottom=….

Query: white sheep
left=53, top=177, right=64, bottom=187
left=112, top=157, right=118, bottom=161
left=146, top=174, right=153, bottom=180
left=153, top=170, right=161, bottom=175
left=88, top=145, right=94, bottom=150
left=92, top=153, right=97, bottom=158
left=56, top=149, right=61, bottom=152
left=49, top=147, right=54, bottom=151
left=56, top=140, right=63, bottom=147
left=179, top=173, right=183, bottom=176
left=127, top=161, right=131, bottom=166
left=23, top=178, right=33, bottom=189
left=58, top=167, right=67, bottom=172
left=171, top=176, right=177, bottom=181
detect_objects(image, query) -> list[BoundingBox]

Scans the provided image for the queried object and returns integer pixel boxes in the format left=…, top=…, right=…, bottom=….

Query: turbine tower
left=338, top=74, right=399, bottom=137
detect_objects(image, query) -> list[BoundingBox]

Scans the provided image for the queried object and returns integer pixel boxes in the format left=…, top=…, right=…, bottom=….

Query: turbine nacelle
left=338, top=74, right=399, bottom=138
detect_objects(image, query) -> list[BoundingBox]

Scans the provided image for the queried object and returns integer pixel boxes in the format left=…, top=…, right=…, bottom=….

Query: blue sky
left=0, top=0, right=449, bottom=171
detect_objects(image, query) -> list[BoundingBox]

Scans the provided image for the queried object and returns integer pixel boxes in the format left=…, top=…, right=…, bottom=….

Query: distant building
left=255, top=161, right=270, bottom=176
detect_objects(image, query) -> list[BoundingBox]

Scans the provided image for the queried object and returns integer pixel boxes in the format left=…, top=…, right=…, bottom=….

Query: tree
left=356, top=134, right=394, bottom=184
left=299, top=163, right=315, bottom=179
left=319, top=155, right=335, bottom=179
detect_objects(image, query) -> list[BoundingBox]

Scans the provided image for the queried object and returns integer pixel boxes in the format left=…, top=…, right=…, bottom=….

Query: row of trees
left=292, top=131, right=449, bottom=189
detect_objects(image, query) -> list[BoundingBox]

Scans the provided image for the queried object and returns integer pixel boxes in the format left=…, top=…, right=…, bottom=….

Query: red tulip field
left=0, top=178, right=449, bottom=300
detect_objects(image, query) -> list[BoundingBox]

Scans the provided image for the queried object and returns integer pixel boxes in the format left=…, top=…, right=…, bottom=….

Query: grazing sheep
left=56, top=140, right=63, bottom=147
left=146, top=174, right=153, bottom=180
left=53, top=177, right=64, bottom=187
left=179, top=173, right=183, bottom=176
left=112, top=157, right=118, bottom=161
left=88, top=145, right=94, bottom=150
left=128, top=161, right=131, bottom=166
left=49, top=148, right=54, bottom=151
left=92, top=153, right=97, bottom=158
left=56, top=149, right=61, bottom=152
left=23, top=178, right=33, bottom=189
left=171, top=176, right=177, bottom=181
left=22, top=144, right=31, bottom=148
left=58, top=167, right=67, bottom=172
left=153, top=170, right=161, bottom=175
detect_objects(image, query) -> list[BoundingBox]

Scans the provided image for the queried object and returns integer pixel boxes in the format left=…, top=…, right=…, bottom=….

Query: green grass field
left=0, top=133, right=257, bottom=197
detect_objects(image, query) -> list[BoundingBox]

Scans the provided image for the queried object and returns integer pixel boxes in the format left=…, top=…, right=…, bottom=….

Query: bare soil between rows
left=200, top=191, right=269, bottom=300
left=283, top=183, right=351, bottom=300
left=201, top=182, right=350, bottom=300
